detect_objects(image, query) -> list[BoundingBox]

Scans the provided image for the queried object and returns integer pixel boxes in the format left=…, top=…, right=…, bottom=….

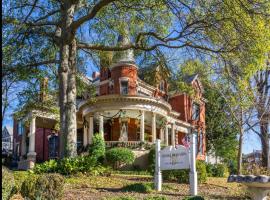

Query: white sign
left=160, top=145, right=189, bottom=170
left=155, top=137, right=198, bottom=196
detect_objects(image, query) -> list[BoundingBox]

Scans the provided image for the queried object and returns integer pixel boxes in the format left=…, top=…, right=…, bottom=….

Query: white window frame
left=119, top=77, right=129, bottom=95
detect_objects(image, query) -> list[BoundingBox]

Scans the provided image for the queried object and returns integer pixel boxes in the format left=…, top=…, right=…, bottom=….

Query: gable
left=2, top=127, right=10, bottom=138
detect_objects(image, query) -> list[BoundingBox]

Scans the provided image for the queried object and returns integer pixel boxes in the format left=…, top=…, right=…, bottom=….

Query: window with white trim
left=192, top=103, right=200, bottom=120
left=17, top=120, right=24, bottom=135
left=120, top=80, right=128, bottom=95
left=159, top=80, right=165, bottom=91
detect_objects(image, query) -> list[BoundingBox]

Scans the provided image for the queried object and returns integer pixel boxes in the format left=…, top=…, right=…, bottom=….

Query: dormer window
left=192, top=103, right=200, bottom=120
left=159, top=80, right=165, bottom=91
left=120, top=80, right=128, bottom=95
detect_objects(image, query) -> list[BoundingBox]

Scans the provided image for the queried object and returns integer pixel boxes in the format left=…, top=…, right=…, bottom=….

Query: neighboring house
left=13, top=34, right=206, bottom=170
left=243, top=150, right=262, bottom=166
left=2, top=126, right=13, bottom=155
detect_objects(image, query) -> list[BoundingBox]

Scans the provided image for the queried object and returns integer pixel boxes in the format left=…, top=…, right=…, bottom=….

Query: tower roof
left=112, top=29, right=135, bottom=66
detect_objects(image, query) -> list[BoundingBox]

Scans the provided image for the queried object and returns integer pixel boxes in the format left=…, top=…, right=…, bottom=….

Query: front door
left=48, top=135, right=59, bottom=159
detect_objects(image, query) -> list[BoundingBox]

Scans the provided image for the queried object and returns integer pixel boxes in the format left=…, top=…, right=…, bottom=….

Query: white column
left=99, top=114, right=104, bottom=138
left=189, top=132, right=198, bottom=195
left=140, top=111, right=145, bottom=142
left=151, top=113, right=156, bottom=143
left=28, top=116, right=36, bottom=154
left=155, top=139, right=162, bottom=191
left=83, top=124, right=88, bottom=147
left=88, top=116, right=94, bottom=144
left=171, top=123, right=175, bottom=146
left=165, top=125, right=169, bottom=146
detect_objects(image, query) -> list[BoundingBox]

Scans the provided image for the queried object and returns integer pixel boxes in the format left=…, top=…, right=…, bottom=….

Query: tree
left=3, top=0, right=269, bottom=158
left=247, top=65, right=270, bottom=167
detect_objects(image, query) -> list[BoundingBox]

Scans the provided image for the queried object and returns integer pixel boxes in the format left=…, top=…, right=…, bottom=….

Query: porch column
left=88, top=115, right=94, bottom=144
left=99, top=114, right=104, bottom=138
left=27, top=116, right=36, bottom=169
left=28, top=116, right=36, bottom=154
left=151, top=113, right=156, bottom=143
left=83, top=124, right=88, bottom=147
left=140, top=111, right=145, bottom=142
left=165, top=126, right=169, bottom=146
left=171, top=123, right=175, bottom=146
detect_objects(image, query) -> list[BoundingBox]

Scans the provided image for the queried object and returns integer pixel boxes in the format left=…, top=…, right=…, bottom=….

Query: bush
left=106, top=147, right=135, bottom=169
left=34, top=156, right=97, bottom=175
left=2, top=166, right=15, bottom=200
left=144, top=196, right=168, bottom=200
left=206, top=163, right=229, bottom=177
left=35, top=173, right=65, bottom=200
left=34, top=159, right=58, bottom=174
left=183, top=196, right=204, bottom=200
left=163, top=169, right=189, bottom=183
left=122, top=183, right=153, bottom=193
left=20, top=175, right=38, bottom=200
left=89, top=133, right=106, bottom=163
left=196, top=160, right=207, bottom=183
left=21, top=173, right=64, bottom=200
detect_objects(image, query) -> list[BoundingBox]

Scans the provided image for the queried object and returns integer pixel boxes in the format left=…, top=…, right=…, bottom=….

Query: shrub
left=35, top=173, right=65, bottom=200
left=89, top=133, right=106, bottom=163
left=163, top=169, right=189, bottom=183
left=34, top=156, right=97, bottom=175
left=183, top=196, right=204, bottom=200
left=106, top=147, right=135, bottom=169
left=122, top=183, right=153, bottom=193
left=206, top=163, right=229, bottom=177
left=2, top=166, right=15, bottom=200
left=20, top=175, right=38, bottom=200
left=213, top=164, right=229, bottom=177
left=144, top=196, right=168, bottom=200
left=34, top=159, right=58, bottom=174
left=196, top=160, right=207, bottom=183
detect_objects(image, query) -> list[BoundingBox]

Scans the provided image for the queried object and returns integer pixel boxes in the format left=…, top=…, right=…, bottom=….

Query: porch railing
left=105, top=141, right=150, bottom=149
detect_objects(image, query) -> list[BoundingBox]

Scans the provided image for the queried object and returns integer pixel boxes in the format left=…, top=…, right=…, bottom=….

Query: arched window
left=159, top=80, right=165, bottom=91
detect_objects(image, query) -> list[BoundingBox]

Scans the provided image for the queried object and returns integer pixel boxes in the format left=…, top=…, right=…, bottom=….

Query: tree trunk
left=260, top=120, right=269, bottom=167
left=237, top=124, right=244, bottom=175
left=59, top=2, right=77, bottom=158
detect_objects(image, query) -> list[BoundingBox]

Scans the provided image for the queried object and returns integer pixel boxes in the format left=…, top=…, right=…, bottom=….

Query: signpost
left=154, top=133, right=198, bottom=195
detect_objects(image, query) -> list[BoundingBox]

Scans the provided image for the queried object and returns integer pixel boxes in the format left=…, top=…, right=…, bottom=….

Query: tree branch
left=71, top=0, right=117, bottom=30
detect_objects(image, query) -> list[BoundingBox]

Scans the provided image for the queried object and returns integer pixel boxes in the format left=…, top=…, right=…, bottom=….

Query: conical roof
left=112, top=28, right=135, bottom=65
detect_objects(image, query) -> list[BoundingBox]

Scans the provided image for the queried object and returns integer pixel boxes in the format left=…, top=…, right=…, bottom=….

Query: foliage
left=122, top=183, right=153, bottom=193
left=106, top=147, right=135, bottom=169
left=163, top=169, right=190, bottom=183
left=21, top=173, right=64, bottom=200
left=34, top=173, right=65, bottom=200
left=2, top=166, right=15, bottom=200
left=183, top=196, right=204, bottom=200
left=112, top=170, right=151, bottom=176
left=206, top=163, right=229, bottom=177
left=34, top=156, right=97, bottom=175
left=12, top=171, right=31, bottom=194
left=144, top=196, right=168, bottom=200
left=242, top=163, right=270, bottom=176
left=20, top=175, right=38, bottom=200
left=34, top=159, right=58, bottom=174
left=106, top=197, right=136, bottom=200
left=196, top=161, right=207, bottom=183
left=89, top=133, right=106, bottom=163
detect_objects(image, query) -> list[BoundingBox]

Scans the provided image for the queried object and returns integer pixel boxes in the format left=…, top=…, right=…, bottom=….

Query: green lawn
left=11, top=171, right=248, bottom=200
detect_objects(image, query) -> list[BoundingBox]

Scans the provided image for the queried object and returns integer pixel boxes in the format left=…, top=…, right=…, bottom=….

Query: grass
left=12, top=171, right=248, bottom=200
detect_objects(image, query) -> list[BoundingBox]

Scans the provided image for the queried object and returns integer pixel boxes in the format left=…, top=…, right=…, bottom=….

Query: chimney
left=40, top=77, right=49, bottom=102
left=92, top=72, right=100, bottom=80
